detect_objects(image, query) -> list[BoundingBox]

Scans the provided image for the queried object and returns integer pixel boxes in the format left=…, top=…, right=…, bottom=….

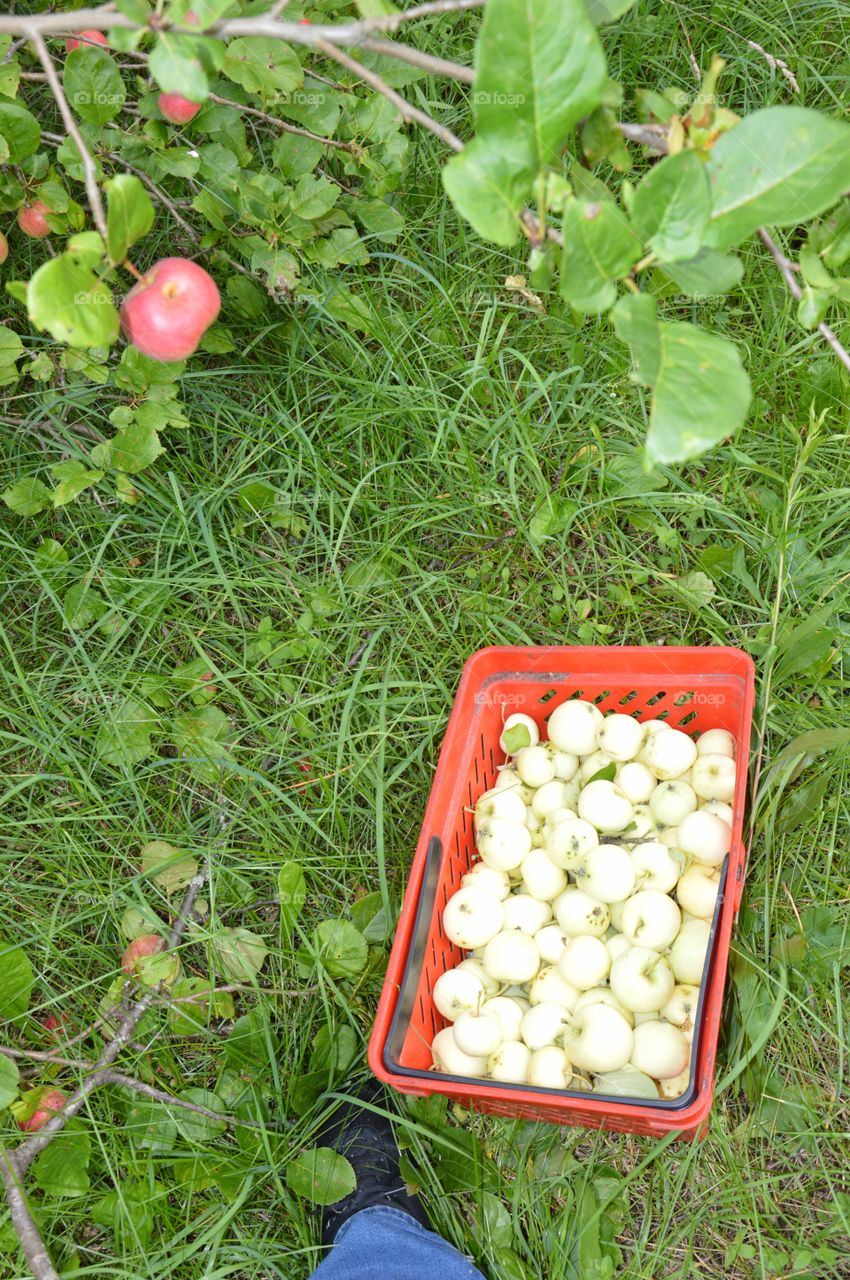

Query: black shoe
left=316, top=1078, right=430, bottom=1245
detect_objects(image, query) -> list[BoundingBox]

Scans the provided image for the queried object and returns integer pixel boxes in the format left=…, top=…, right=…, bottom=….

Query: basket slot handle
left=385, top=836, right=444, bottom=1066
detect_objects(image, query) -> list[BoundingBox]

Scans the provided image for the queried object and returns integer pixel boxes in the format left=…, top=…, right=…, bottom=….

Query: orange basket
left=369, top=646, right=755, bottom=1140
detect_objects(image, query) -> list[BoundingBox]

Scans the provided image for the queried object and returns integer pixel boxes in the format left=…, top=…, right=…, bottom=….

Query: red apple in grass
left=158, top=93, right=202, bottom=125
left=17, top=200, right=52, bottom=239
left=121, top=257, right=220, bottom=362
left=121, top=933, right=181, bottom=985
left=0, top=231, right=7, bottom=264
left=121, top=933, right=165, bottom=975
left=66, top=30, right=108, bottom=51
left=16, top=1088, right=67, bottom=1133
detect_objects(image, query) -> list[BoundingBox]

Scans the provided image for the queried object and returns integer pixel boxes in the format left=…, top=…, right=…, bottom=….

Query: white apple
left=482, top=930, right=540, bottom=983
left=453, top=1009, right=504, bottom=1057
left=627, top=804, right=660, bottom=841
left=503, top=892, right=552, bottom=934
left=562, top=1004, right=634, bottom=1073
left=493, top=766, right=533, bottom=803
left=550, top=749, right=579, bottom=781
left=499, top=712, right=539, bottom=754
left=669, top=919, right=711, bottom=983
left=605, top=931, right=630, bottom=965
left=531, top=779, right=571, bottom=819
left=662, top=984, right=700, bottom=1037
left=442, top=887, right=504, bottom=949
left=558, top=935, right=610, bottom=990
left=608, top=899, right=625, bottom=931
left=699, top=799, right=734, bottom=825
left=477, top=818, right=532, bottom=872
left=658, top=1065, right=691, bottom=1098
left=527, top=1045, right=574, bottom=1088
left=576, top=843, right=636, bottom=903
left=691, top=753, right=736, bottom=802
left=609, top=947, right=675, bottom=1013
left=528, top=965, right=580, bottom=1011
left=520, top=1001, right=571, bottom=1051
left=579, top=749, right=616, bottom=785
left=630, top=841, right=681, bottom=893
left=641, top=729, right=697, bottom=780
left=573, top=985, right=634, bottom=1026
left=461, top=863, right=511, bottom=901
left=553, top=888, right=610, bottom=938
left=696, top=727, right=735, bottom=758
left=547, top=698, right=602, bottom=755
left=535, top=923, right=569, bottom=965
left=630, top=1020, right=689, bottom=1079
left=431, top=1026, right=487, bottom=1076
left=649, top=780, right=697, bottom=827
left=456, top=957, right=499, bottom=998
left=616, top=761, right=656, bottom=804
left=642, top=719, right=670, bottom=736
left=546, top=816, right=599, bottom=871
left=676, top=811, right=730, bottom=867
left=620, top=890, right=681, bottom=951
left=676, top=862, right=721, bottom=918
left=520, top=850, right=567, bottom=902
left=480, top=995, right=528, bottom=1041
left=578, top=780, right=634, bottom=833
left=433, top=967, right=484, bottom=1021
left=515, top=745, right=556, bottom=788
left=658, top=826, right=681, bottom=849
left=474, top=786, right=528, bottom=828
left=487, top=1040, right=531, bottom=1083
left=598, top=713, right=645, bottom=762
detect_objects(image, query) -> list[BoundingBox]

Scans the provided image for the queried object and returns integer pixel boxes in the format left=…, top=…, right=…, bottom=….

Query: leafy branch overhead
left=1, top=0, right=850, bottom=482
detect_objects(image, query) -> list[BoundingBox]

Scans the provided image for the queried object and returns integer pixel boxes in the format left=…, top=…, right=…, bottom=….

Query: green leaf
left=761, top=727, right=850, bottom=792
left=354, top=198, right=404, bottom=242
left=50, top=459, right=104, bottom=507
left=667, top=571, right=716, bottom=610
left=706, top=107, right=850, bottom=250
left=473, top=0, right=607, bottom=165
left=32, top=1124, right=91, bottom=1197
left=210, top=927, right=268, bottom=980
left=0, top=940, right=32, bottom=1024
left=290, top=174, right=340, bottom=221
left=0, top=102, right=40, bottom=161
left=64, top=47, right=125, bottom=124
left=63, top=582, right=107, bottom=629
left=631, top=151, right=711, bottom=262
left=173, top=704, right=234, bottom=781
left=93, top=419, right=164, bottom=474
left=105, top=174, right=155, bottom=264
left=149, top=39, right=208, bottom=100
left=28, top=253, right=120, bottom=348
left=287, top=1147, right=356, bottom=1206
left=278, top=861, right=306, bottom=942
left=586, top=761, right=617, bottom=783
left=501, top=722, right=532, bottom=753
left=612, top=294, right=751, bottom=463
left=528, top=496, right=579, bottom=541
left=172, top=1089, right=228, bottom=1143
left=442, top=135, right=533, bottom=246
left=33, top=539, right=70, bottom=578
left=310, top=919, right=368, bottom=979
left=222, top=37, right=302, bottom=95
left=776, top=772, right=830, bottom=834
left=0, top=60, right=20, bottom=101
left=0, top=1056, right=19, bottom=1110
left=2, top=476, right=52, bottom=516
left=141, top=839, right=199, bottom=892
left=559, top=197, right=641, bottom=313
left=92, top=1184, right=155, bottom=1251
left=0, top=325, right=24, bottom=375
left=125, top=1098, right=177, bottom=1154
left=169, top=978, right=234, bottom=1033
left=659, top=248, right=744, bottom=298
left=798, top=286, right=830, bottom=330
left=586, top=0, right=637, bottom=22
left=96, top=697, right=159, bottom=767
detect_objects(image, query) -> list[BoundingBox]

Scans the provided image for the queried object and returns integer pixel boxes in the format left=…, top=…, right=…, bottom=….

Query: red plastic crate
left=369, top=646, right=755, bottom=1140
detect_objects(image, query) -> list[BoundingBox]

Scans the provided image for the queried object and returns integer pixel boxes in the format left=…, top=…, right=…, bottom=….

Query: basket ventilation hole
left=618, top=690, right=639, bottom=706
left=674, top=691, right=695, bottom=706
left=679, top=711, right=698, bottom=727
left=593, top=690, right=612, bottom=705
left=539, top=688, right=558, bottom=703
left=646, top=691, right=667, bottom=706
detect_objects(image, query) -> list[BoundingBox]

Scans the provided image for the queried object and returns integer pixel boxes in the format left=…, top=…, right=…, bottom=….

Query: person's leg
left=309, top=1204, right=486, bottom=1280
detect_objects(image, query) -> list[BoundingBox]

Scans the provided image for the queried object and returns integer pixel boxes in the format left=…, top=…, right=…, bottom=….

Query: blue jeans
left=310, top=1206, right=486, bottom=1280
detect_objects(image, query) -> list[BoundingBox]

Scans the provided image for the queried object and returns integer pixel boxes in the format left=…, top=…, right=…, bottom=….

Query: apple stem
left=123, top=259, right=144, bottom=282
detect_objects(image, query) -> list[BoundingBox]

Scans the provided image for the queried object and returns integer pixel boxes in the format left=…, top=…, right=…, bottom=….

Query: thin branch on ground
left=30, top=31, right=108, bottom=242
left=758, top=229, right=850, bottom=374
left=359, top=37, right=474, bottom=83
left=616, top=121, right=669, bottom=153
left=207, top=92, right=362, bottom=155
left=314, top=38, right=464, bottom=153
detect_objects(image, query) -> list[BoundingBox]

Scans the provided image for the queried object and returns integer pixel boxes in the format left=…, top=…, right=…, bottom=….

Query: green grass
left=2, top=1, right=850, bottom=1277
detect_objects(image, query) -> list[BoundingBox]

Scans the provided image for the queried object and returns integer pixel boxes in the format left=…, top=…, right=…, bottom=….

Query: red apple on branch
left=158, top=93, right=202, bottom=125
left=16, top=1088, right=67, bottom=1133
left=66, top=30, right=108, bottom=51
left=120, top=257, right=221, bottom=361
left=17, top=200, right=52, bottom=239
left=0, top=231, right=7, bottom=264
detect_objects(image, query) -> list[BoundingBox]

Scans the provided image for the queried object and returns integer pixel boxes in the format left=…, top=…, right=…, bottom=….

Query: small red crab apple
left=121, top=933, right=182, bottom=985
left=0, top=231, right=7, bottom=264
left=16, top=1088, right=67, bottom=1132
left=120, top=257, right=221, bottom=361
left=158, top=93, right=202, bottom=125
left=17, top=199, right=52, bottom=239
left=66, top=29, right=108, bottom=51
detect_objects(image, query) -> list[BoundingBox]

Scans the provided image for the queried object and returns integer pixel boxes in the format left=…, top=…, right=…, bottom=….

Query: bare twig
left=617, top=121, right=669, bottom=153
left=0, top=1157, right=59, bottom=1280
left=314, top=38, right=464, bottom=153
left=758, top=228, right=850, bottom=374
left=207, top=92, right=362, bottom=155
left=359, top=37, right=475, bottom=83
left=30, top=31, right=108, bottom=242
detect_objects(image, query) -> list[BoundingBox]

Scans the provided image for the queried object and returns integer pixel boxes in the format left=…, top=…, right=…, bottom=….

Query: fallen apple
left=66, top=29, right=108, bottom=50
left=520, top=849, right=567, bottom=902
left=442, top=886, right=504, bottom=950
left=120, top=257, right=221, bottom=361
left=577, top=779, right=634, bottom=834
left=0, top=231, right=7, bottom=264
left=158, top=92, right=202, bottom=125
left=16, top=1088, right=67, bottom=1133
left=476, top=817, right=532, bottom=871
left=17, top=200, right=52, bottom=239
left=576, top=842, right=636, bottom=903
